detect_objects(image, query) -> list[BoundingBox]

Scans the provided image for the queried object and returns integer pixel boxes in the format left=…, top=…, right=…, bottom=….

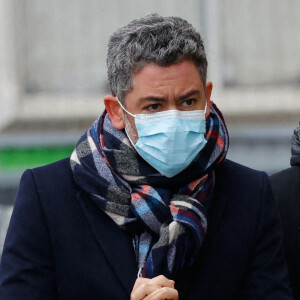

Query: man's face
left=109, top=60, right=212, bottom=143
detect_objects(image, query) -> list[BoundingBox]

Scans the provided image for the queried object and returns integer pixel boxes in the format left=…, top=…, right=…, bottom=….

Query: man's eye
left=182, top=99, right=195, bottom=107
left=145, top=104, right=160, bottom=111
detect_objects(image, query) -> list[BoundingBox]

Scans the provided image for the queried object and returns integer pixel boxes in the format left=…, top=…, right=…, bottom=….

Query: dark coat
left=270, top=165, right=300, bottom=299
left=0, top=158, right=293, bottom=299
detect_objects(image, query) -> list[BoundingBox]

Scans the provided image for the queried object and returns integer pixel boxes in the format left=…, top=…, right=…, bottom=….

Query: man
left=270, top=124, right=300, bottom=299
left=0, top=14, right=293, bottom=299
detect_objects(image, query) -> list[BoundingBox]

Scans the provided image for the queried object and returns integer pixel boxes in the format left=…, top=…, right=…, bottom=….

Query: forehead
left=130, top=60, right=203, bottom=94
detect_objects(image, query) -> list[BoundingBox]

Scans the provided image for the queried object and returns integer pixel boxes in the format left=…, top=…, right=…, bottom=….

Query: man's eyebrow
left=177, top=90, right=201, bottom=101
left=138, top=90, right=201, bottom=103
left=138, top=96, right=167, bottom=102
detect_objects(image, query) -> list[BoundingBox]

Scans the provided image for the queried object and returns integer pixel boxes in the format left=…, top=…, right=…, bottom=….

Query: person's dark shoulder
left=270, top=165, right=300, bottom=202
left=30, top=157, right=74, bottom=187
left=270, top=165, right=300, bottom=183
left=213, top=159, right=269, bottom=215
left=215, top=158, right=266, bottom=187
left=26, top=157, right=78, bottom=207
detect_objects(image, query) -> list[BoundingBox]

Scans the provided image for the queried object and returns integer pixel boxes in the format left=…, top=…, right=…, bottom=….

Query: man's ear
left=104, top=95, right=125, bottom=129
left=205, top=81, right=213, bottom=118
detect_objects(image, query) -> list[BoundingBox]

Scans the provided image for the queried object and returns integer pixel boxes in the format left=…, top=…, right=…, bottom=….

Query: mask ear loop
left=204, top=98, right=208, bottom=114
left=124, top=114, right=139, bottom=147
left=116, top=98, right=136, bottom=118
left=116, top=98, right=138, bottom=146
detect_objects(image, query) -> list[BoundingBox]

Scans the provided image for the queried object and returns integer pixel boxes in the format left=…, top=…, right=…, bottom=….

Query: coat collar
left=76, top=190, right=138, bottom=297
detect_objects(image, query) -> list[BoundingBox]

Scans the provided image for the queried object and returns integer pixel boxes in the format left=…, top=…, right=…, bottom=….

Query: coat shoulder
left=212, top=159, right=270, bottom=220
left=270, top=165, right=300, bottom=183
left=215, top=159, right=267, bottom=187
left=270, top=166, right=300, bottom=199
left=31, top=157, right=74, bottom=185
left=30, top=157, right=76, bottom=192
left=27, top=157, right=79, bottom=212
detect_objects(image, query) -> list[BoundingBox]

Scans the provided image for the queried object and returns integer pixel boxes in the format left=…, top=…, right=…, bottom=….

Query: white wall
left=0, top=0, right=20, bottom=130
left=0, top=0, right=299, bottom=131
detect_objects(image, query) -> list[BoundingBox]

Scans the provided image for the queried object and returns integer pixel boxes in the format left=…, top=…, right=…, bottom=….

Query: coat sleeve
left=0, top=169, right=58, bottom=300
left=241, top=172, right=294, bottom=299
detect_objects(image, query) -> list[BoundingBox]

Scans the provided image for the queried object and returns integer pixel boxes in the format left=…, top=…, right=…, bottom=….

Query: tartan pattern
left=291, top=125, right=300, bottom=166
left=70, top=102, right=229, bottom=279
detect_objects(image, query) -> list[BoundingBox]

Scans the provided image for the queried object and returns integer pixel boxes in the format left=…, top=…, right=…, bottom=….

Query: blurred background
left=0, top=0, right=299, bottom=254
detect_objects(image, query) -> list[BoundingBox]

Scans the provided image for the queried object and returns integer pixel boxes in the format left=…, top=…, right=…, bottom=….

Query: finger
left=132, top=277, right=149, bottom=292
left=131, top=275, right=176, bottom=300
left=144, top=286, right=179, bottom=300
left=149, top=275, right=175, bottom=288
left=169, top=280, right=175, bottom=286
left=131, top=282, right=161, bottom=300
left=131, top=278, right=152, bottom=300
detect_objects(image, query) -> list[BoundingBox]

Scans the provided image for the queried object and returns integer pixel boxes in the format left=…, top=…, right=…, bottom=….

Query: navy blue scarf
left=71, top=102, right=229, bottom=279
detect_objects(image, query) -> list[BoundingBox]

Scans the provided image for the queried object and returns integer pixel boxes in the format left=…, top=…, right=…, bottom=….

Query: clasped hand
left=131, top=275, right=179, bottom=300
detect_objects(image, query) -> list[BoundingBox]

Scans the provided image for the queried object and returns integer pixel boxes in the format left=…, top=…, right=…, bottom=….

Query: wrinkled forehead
left=123, top=60, right=206, bottom=106
left=126, top=60, right=203, bottom=94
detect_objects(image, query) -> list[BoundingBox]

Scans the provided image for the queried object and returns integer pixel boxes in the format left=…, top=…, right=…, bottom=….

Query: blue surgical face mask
left=117, top=98, right=207, bottom=177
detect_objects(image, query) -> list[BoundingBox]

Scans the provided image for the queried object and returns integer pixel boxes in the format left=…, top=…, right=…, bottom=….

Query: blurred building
left=0, top=0, right=300, bottom=252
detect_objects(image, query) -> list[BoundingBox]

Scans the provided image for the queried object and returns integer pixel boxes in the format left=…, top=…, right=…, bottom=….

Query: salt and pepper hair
left=107, top=14, right=208, bottom=104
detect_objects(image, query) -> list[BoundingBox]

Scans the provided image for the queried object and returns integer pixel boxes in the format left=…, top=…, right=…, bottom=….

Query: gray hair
left=107, top=14, right=208, bottom=104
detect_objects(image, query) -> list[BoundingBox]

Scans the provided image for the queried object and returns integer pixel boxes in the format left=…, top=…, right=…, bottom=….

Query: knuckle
left=157, top=274, right=166, bottom=281
left=136, top=277, right=143, bottom=284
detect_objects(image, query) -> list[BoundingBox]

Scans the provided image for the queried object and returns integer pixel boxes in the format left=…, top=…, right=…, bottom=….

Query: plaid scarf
left=291, top=125, right=300, bottom=166
left=70, top=102, right=229, bottom=279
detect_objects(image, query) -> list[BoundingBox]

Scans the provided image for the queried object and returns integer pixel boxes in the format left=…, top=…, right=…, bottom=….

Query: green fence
left=0, top=146, right=74, bottom=171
